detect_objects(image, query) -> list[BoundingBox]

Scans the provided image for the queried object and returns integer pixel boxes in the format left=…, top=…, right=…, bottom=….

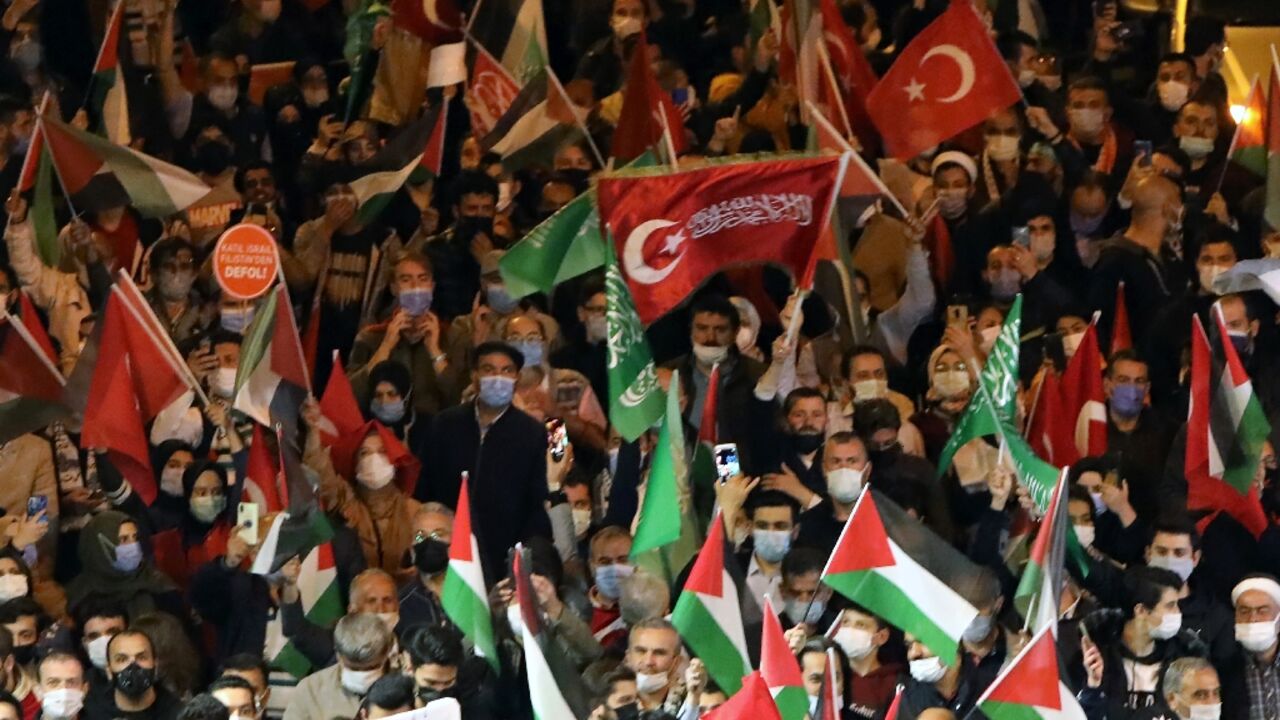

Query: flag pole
left=0, top=304, right=66, bottom=384
left=657, top=104, right=679, bottom=170
left=1214, top=73, right=1260, bottom=194
left=113, top=270, right=212, bottom=406
left=81, top=0, right=125, bottom=113
left=547, top=67, right=606, bottom=169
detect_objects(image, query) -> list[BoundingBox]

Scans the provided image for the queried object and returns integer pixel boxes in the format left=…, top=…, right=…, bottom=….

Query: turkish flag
left=1026, top=368, right=1071, bottom=465
left=466, top=48, right=520, bottom=138
left=866, top=1, right=1020, bottom=159
left=597, top=156, right=844, bottom=324
left=817, top=0, right=878, bottom=151
left=1060, top=321, right=1108, bottom=463
left=390, top=0, right=462, bottom=44
left=612, top=33, right=686, bottom=162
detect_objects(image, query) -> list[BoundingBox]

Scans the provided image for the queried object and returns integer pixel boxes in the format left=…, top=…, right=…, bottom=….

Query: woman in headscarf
left=910, top=340, right=978, bottom=466
left=367, top=360, right=431, bottom=461
left=148, top=461, right=235, bottom=590
left=144, top=440, right=197, bottom=533
left=64, top=511, right=182, bottom=621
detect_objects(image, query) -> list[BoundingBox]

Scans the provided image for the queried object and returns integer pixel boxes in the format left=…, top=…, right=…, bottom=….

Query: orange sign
left=212, top=224, right=280, bottom=300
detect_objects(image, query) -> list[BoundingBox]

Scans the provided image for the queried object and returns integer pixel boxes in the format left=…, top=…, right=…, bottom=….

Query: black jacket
left=665, top=352, right=766, bottom=469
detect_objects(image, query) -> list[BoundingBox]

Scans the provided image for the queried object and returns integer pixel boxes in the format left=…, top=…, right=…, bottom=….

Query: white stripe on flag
left=491, top=103, right=557, bottom=156
left=882, top=538, right=979, bottom=641
left=449, top=536, right=488, bottom=601
left=250, top=512, right=288, bottom=575
left=694, top=569, right=751, bottom=673
left=521, top=624, right=577, bottom=720
left=234, top=365, right=283, bottom=428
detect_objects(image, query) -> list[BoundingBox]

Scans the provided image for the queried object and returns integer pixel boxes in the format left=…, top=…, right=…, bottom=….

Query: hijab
left=65, top=511, right=177, bottom=617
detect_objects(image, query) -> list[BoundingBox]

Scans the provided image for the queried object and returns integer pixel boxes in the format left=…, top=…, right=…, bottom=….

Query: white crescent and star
left=422, top=0, right=456, bottom=31
left=623, top=219, right=685, bottom=285
left=902, top=44, right=976, bottom=104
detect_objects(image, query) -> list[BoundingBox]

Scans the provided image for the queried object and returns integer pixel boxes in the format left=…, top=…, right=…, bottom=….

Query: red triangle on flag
left=825, top=491, right=895, bottom=574
left=0, top=315, right=62, bottom=402
left=682, top=512, right=728, bottom=597
left=93, top=0, right=124, bottom=75
left=705, top=672, right=782, bottom=720
left=983, top=630, right=1062, bottom=709
left=760, top=601, right=805, bottom=688
left=449, top=474, right=475, bottom=563
left=268, top=285, right=311, bottom=391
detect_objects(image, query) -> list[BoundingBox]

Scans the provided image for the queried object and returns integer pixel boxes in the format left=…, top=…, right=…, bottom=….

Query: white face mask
left=610, top=14, right=642, bottom=39
left=1158, top=80, right=1190, bottom=112
left=825, top=467, right=864, bottom=504
left=339, top=665, right=383, bottom=695
left=1189, top=703, right=1222, bottom=720
left=692, top=343, right=729, bottom=366
left=160, top=466, right=187, bottom=497
left=985, top=134, right=1020, bottom=162
left=1198, top=264, right=1229, bottom=294
left=0, top=574, right=27, bottom=602
left=979, top=326, right=1000, bottom=354
left=1235, top=619, right=1279, bottom=653
left=932, top=369, right=970, bottom=399
left=571, top=508, right=592, bottom=538
left=1068, top=108, right=1105, bottom=137
left=1149, top=611, right=1182, bottom=640
left=1072, top=523, right=1095, bottom=549
left=1179, top=135, right=1215, bottom=161
left=86, top=635, right=111, bottom=670
left=1017, top=68, right=1037, bottom=88
left=634, top=670, right=669, bottom=695
left=207, top=85, right=239, bottom=112
left=834, top=626, right=875, bottom=660
left=1149, top=555, right=1195, bottom=583
left=962, top=613, right=995, bottom=643
left=376, top=612, right=399, bottom=633
left=38, top=688, right=84, bottom=720
left=909, top=656, right=946, bottom=683
left=852, top=378, right=888, bottom=403
left=212, top=367, right=238, bottom=399
left=355, top=452, right=396, bottom=490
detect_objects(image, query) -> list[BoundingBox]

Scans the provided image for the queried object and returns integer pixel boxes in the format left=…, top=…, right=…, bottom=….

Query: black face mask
left=195, top=142, right=233, bottom=175
left=558, top=168, right=590, bottom=192
left=10, top=644, right=34, bottom=666
left=454, top=215, right=494, bottom=242
left=791, top=430, right=824, bottom=455
left=113, top=663, right=155, bottom=699
left=414, top=538, right=449, bottom=575
left=613, top=703, right=640, bottom=720
left=417, top=685, right=456, bottom=704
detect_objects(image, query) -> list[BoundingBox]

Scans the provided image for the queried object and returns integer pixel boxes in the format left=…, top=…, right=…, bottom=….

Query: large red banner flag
left=865, top=0, right=1020, bottom=159
left=597, top=155, right=846, bottom=324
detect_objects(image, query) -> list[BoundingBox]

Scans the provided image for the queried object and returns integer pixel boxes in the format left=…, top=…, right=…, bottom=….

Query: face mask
left=985, top=135, right=1020, bottom=162
left=511, top=339, right=545, bottom=367
left=585, top=315, right=608, bottom=344
left=834, top=626, right=875, bottom=660
left=909, top=656, right=946, bottom=683
left=792, top=430, right=824, bottom=455
left=611, top=15, right=642, bottom=40
left=979, top=326, right=1000, bottom=354
left=414, top=538, right=449, bottom=575
left=213, top=367, right=238, bottom=399
left=399, top=287, right=433, bottom=316
left=10, top=41, right=40, bottom=72
left=86, top=636, right=110, bottom=670
left=372, top=398, right=407, bottom=424
left=196, top=141, right=234, bottom=175
left=1148, top=555, right=1194, bottom=583
left=485, top=284, right=518, bottom=314
left=693, top=342, right=729, bottom=366
left=355, top=452, right=396, bottom=490
left=506, top=603, right=525, bottom=638
left=1073, top=523, right=1095, bottom=549
left=989, top=268, right=1021, bottom=302
left=1228, top=330, right=1251, bottom=358
left=1179, top=135, right=1214, bottom=160
left=303, top=87, right=329, bottom=108
left=158, top=465, right=186, bottom=496
left=752, top=529, right=792, bottom=564
left=826, top=467, right=864, bottom=504
left=1090, top=491, right=1107, bottom=516
left=417, top=686, right=456, bottom=704
left=11, top=644, right=33, bottom=666
left=339, top=666, right=382, bottom=695
left=1158, top=80, right=1190, bottom=112
left=634, top=671, right=669, bottom=695
left=1030, top=232, right=1055, bottom=263
left=1017, top=69, right=1037, bottom=88
left=785, top=598, right=826, bottom=627
left=1039, top=75, right=1062, bottom=91
left=594, top=562, right=634, bottom=600
left=1109, top=383, right=1145, bottom=419
left=1070, top=212, right=1104, bottom=237
left=39, top=688, right=84, bottom=720
left=189, top=495, right=227, bottom=524
left=258, top=0, right=282, bottom=22
left=158, top=270, right=195, bottom=301
left=478, top=375, right=516, bottom=408
left=0, top=574, right=27, bottom=602
left=1149, top=611, right=1182, bottom=640
left=1062, top=331, right=1084, bottom=359
left=455, top=215, right=494, bottom=242
left=932, top=369, right=970, bottom=399
left=1197, top=264, right=1228, bottom=294
left=1235, top=619, right=1279, bottom=653
left=207, top=85, right=239, bottom=112
left=963, top=613, right=995, bottom=643
left=376, top=612, right=399, bottom=633
left=221, top=307, right=255, bottom=333
left=1190, top=703, right=1222, bottom=720
left=113, top=663, right=156, bottom=699
left=572, top=508, right=592, bottom=537
left=853, top=378, right=888, bottom=403
left=113, top=541, right=144, bottom=573
left=1069, top=108, right=1105, bottom=136
left=936, top=188, right=969, bottom=219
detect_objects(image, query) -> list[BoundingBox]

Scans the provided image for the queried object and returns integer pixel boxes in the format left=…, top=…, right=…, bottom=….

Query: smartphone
left=237, top=502, right=260, bottom=545
left=26, top=495, right=47, bottom=523
left=546, top=418, right=568, bottom=462
left=1134, top=140, right=1153, bottom=168
left=1012, top=225, right=1031, bottom=248
left=713, top=443, right=740, bottom=482
left=554, top=383, right=584, bottom=409
left=946, top=304, right=969, bottom=330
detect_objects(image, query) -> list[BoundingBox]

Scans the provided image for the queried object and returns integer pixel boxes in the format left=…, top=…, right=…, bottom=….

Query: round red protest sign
left=212, top=224, right=280, bottom=300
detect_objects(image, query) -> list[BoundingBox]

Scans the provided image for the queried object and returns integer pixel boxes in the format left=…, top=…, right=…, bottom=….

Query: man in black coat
left=419, top=342, right=551, bottom=581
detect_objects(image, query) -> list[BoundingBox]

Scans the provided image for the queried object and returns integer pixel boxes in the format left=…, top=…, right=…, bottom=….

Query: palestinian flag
left=821, top=489, right=985, bottom=664
left=0, top=308, right=67, bottom=444
left=88, top=0, right=130, bottom=145
left=243, top=424, right=285, bottom=513
left=976, top=624, right=1086, bottom=720
left=760, top=601, right=807, bottom=720
left=350, top=106, right=443, bottom=225
left=1228, top=75, right=1267, bottom=178
left=441, top=474, right=499, bottom=671
left=810, top=648, right=843, bottom=720
left=409, top=96, right=449, bottom=185
left=1265, top=53, right=1280, bottom=233
left=1014, top=468, right=1069, bottom=633
left=15, top=291, right=54, bottom=365
left=317, top=355, right=366, bottom=446
left=808, top=102, right=902, bottom=209
left=481, top=68, right=585, bottom=172
left=256, top=510, right=343, bottom=678
left=15, top=92, right=58, bottom=267
left=705, top=672, right=782, bottom=720
left=671, top=512, right=753, bottom=694
left=39, top=114, right=208, bottom=217
left=468, top=0, right=549, bottom=83
left=233, top=285, right=310, bottom=433
left=514, top=546, right=591, bottom=720
left=1185, top=310, right=1271, bottom=537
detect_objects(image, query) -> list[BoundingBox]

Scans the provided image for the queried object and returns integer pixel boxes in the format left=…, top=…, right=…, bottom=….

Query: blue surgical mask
left=593, top=563, right=634, bottom=600
left=220, top=307, right=255, bottom=334
left=1228, top=330, right=1251, bottom=358
left=511, top=339, right=544, bottom=367
left=372, top=398, right=407, bottom=424
left=1070, top=212, right=1104, bottom=237
left=486, top=284, right=518, bottom=314
left=1110, top=383, right=1145, bottom=419
left=113, top=542, right=144, bottom=573
left=189, top=495, right=226, bottom=524
left=478, top=375, right=515, bottom=408
left=399, top=288, right=433, bottom=316
left=784, top=597, right=825, bottom=626
left=752, top=529, right=792, bottom=564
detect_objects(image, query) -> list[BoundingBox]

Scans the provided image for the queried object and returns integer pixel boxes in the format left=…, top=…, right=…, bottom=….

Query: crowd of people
left=0, top=0, right=1277, bottom=719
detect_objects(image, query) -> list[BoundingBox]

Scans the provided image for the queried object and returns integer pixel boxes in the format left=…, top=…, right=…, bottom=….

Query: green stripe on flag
left=442, top=570, right=499, bottom=671
left=235, top=289, right=278, bottom=397
left=981, top=700, right=1050, bottom=720
left=32, top=146, right=58, bottom=266
left=772, top=685, right=809, bottom=720
left=823, top=569, right=961, bottom=664
left=271, top=639, right=314, bottom=679
left=671, top=593, right=748, bottom=695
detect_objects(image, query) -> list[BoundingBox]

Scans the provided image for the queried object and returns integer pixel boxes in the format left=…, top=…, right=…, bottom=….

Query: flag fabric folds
left=976, top=623, right=1088, bottom=720
left=1014, top=469, right=1070, bottom=633
left=1059, top=321, right=1108, bottom=464
left=513, top=546, right=591, bottom=719
left=481, top=69, right=585, bottom=172
left=0, top=308, right=67, bottom=444
left=349, top=107, right=443, bottom=224
left=466, top=46, right=522, bottom=139
left=705, top=672, right=782, bottom=720
left=630, top=369, right=685, bottom=556
left=612, top=33, right=687, bottom=162
left=441, top=474, right=499, bottom=671
left=604, top=238, right=666, bottom=441
left=760, top=601, right=808, bottom=720
left=88, top=0, right=130, bottom=145
left=233, top=285, right=311, bottom=432
left=1228, top=76, right=1267, bottom=178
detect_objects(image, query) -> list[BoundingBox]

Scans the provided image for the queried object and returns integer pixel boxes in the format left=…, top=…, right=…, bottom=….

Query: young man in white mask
left=1092, top=566, right=1190, bottom=714
left=796, top=433, right=870, bottom=556
left=284, top=613, right=394, bottom=720
left=624, top=619, right=683, bottom=711
left=1225, top=574, right=1280, bottom=717
left=34, top=653, right=86, bottom=720
left=832, top=605, right=898, bottom=716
